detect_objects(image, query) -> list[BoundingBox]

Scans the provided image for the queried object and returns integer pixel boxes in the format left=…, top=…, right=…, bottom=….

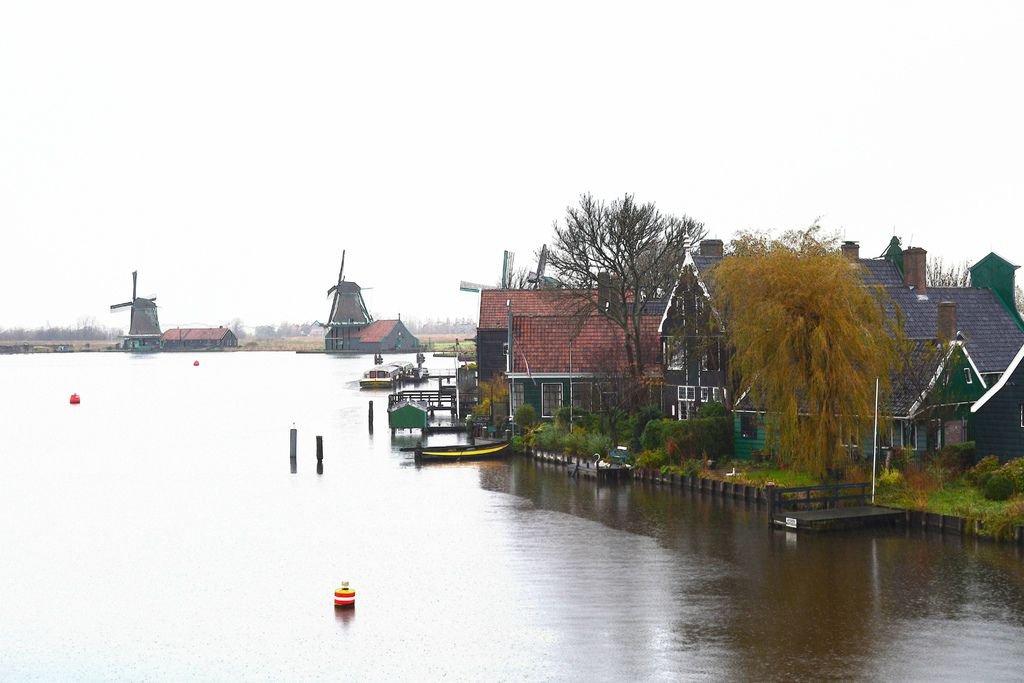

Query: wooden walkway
left=771, top=505, right=905, bottom=531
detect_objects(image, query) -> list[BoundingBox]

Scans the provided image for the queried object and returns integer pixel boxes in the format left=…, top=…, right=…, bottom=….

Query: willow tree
left=712, top=226, right=900, bottom=478
left=547, top=193, right=705, bottom=395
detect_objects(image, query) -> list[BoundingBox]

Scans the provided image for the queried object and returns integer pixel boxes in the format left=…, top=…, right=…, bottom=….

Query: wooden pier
left=768, top=482, right=905, bottom=531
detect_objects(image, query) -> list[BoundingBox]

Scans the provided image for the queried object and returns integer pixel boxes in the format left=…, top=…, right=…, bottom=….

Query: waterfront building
left=161, top=327, right=239, bottom=350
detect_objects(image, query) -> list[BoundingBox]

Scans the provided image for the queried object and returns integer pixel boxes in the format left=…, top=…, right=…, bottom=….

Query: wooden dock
left=771, top=505, right=905, bottom=531
left=769, top=482, right=906, bottom=532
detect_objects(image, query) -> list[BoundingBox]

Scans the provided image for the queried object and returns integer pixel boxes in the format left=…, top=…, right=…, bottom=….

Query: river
left=1, top=352, right=1022, bottom=681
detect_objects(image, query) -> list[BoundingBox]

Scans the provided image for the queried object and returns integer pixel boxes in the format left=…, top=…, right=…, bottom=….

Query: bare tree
left=547, top=193, right=706, bottom=386
left=927, top=257, right=971, bottom=288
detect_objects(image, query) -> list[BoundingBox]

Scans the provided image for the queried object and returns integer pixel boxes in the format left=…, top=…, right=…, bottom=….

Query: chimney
left=700, top=239, right=724, bottom=257
left=840, top=240, right=860, bottom=260
left=937, top=301, right=957, bottom=341
left=902, top=247, right=927, bottom=296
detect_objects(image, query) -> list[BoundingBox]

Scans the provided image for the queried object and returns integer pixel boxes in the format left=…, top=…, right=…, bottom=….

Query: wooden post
left=316, top=435, right=324, bottom=475
left=290, top=427, right=297, bottom=474
left=766, top=484, right=777, bottom=527
left=368, top=400, right=374, bottom=433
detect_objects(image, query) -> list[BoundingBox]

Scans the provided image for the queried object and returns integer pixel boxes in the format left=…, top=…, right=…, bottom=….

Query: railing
left=767, top=482, right=872, bottom=517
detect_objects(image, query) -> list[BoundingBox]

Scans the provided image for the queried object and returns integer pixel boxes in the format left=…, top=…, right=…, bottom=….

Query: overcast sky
left=2, top=1, right=1022, bottom=329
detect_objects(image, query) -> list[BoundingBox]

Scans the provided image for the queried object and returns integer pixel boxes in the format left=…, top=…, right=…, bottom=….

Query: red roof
left=510, top=314, right=661, bottom=374
left=478, top=290, right=593, bottom=329
left=161, top=327, right=234, bottom=342
left=354, top=320, right=401, bottom=343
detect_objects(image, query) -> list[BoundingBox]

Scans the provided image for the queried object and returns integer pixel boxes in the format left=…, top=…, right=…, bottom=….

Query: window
left=964, top=368, right=972, bottom=384
left=712, top=387, right=721, bottom=402
left=700, top=387, right=709, bottom=402
left=511, top=383, right=525, bottom=414
left=571, top=382, right=592, bottom=411
left=740, top=413, right=758, bottom=439
left=678, top=385, right=696, bottom=401
left=541, top=383, right=562, bottom=417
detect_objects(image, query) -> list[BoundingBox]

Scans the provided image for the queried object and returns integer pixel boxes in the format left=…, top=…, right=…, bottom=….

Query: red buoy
left=193, top=360, right=199, bottom=366
left=69, top=393, right=81, bottom=405
left=334, top=581, right=356, bottom=608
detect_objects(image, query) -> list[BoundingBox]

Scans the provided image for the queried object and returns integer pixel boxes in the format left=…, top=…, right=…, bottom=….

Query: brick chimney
left=902, top=247, right=927, bottom=296
left=840, top=240, right=860, bottom=260
left=937, top=301, right=957, bottom=341
left=700, top=239, right=724, bottom=257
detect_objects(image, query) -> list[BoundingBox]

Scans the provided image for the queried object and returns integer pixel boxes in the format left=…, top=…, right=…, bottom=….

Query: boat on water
left=360, top=362, right=408, bottom=389
left=414, top=440, right=511, bottom=463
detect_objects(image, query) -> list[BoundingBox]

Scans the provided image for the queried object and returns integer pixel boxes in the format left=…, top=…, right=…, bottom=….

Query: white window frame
left=511, top=383, right=525, bottom=414
left=712, top=387, right=721, bottom=402
left=677, top=385, right=696, bottom=401
left=964, top=368, right=972, bottom=384
left=541, top=383, right=562, bottom=418
left=700, top=387, right=709, bottom=402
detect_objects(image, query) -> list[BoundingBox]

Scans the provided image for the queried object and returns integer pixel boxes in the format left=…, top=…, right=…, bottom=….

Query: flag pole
left=872, top=376, right=879, bottom=503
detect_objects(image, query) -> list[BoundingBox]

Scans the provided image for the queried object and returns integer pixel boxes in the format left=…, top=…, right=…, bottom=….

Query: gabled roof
left=884, top=286, right=1024, bottom=374
left=353, top=319, right=411, bottom=343
left=479, top=289, right=666, bottom=330
left=972, top=342, right=1024, bottom=413
left=510, top=314, right=661, bottom=375
left=161, top=327, right=234, bottom=341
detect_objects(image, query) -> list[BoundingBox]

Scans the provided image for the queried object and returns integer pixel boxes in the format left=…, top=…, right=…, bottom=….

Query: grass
left=725, top=466, right=820, bottom=489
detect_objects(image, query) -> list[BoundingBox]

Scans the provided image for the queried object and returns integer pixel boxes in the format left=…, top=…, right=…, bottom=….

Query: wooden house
left=342, top=319, right=420, bottom=354
left=971, top=343, right=1024, bottom=461
left=161, top=327, right=238, bottom=350
left=501, top=297, right=663, bottom=420
left=665, top=238, right=1024, bottom=461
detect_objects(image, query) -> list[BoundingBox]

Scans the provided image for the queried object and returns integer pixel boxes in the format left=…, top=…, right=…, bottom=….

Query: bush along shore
left=510, top=403, right=1024, bottom=545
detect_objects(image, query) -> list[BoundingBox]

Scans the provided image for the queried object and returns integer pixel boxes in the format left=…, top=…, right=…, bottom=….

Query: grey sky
left=2, top=1, right=1022, bottom=329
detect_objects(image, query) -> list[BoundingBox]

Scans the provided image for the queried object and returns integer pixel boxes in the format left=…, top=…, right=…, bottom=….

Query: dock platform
left=772, top=505, right=905, bottom=531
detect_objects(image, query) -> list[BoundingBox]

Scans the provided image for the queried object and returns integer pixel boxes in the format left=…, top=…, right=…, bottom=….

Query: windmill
left=526, top=244, right=549, bottom=289
left=324, top=250, right=373, bottom=351
left=110, top=270, right=162, bottom=350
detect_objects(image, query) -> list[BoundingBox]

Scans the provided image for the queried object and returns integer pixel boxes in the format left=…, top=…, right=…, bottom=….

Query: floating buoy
left=334, top=581, right=356, bottom=608
left=193, top=360, right=199, bottom=366
left=69, top=393, right=80, bottom=405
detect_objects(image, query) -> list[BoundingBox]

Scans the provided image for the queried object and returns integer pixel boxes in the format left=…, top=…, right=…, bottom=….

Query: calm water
left=1, top=352, right=1023, bottom=681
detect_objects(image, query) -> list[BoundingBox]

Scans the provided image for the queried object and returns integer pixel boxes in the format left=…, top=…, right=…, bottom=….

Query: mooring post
left=766, top=484, right=777, bottom=528
left=368, top=400, right=374, bottom=433
left=290, top=426, right=297, bottom=474
left=316, top=435, right=324, bottom=475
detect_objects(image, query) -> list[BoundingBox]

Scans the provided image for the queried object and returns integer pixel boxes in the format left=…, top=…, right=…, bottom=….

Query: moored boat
left=414, top=440, right=511, bottom=463
left=360, top=362, right=404, bottom=388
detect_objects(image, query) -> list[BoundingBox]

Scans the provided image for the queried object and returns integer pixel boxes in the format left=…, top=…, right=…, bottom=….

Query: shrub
left=585, top=432, right=612, bottom=458
left=877, top=467, right=904, bottom=490
left=683, top=458, right=702, bottom=478
left=885, top=447, right=912, bottom=472
left=510, top=435, right=526, bottom=453
left=514, top=404, right=537, bottom=431
left=935, top=441, right=976, bottom=472
left=997, top=458, right=1024, bottom=494
left=635, top=450, right=668, bottom=470
left=966, top=455, right=1001, bottom=487
left=562, top=430, right=586, bottom=456
left=640, top=418, right=672, bottom=452
left=984, top=474, right=1014, bottom=501
left=698, top=401, right=726, bottom=418
left=632, top=404, right=663, bottom=451
left=554, top=406, right=573, bottom=431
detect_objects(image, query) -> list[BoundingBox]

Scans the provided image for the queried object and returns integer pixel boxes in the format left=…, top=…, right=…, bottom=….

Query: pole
left=871, top=376, right=879, bottom=503
left=289, top=426, right=297, bottom=474
left=568, top=337, right=573, bottom=432
left=316, top=435, right=323, bottom=475
left=368, top=400, right=374, bottom=433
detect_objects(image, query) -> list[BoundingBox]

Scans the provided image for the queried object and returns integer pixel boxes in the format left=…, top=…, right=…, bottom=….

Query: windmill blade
left=338, top=250, right=346, bottom=284
left=111, top=301, right=133, bottom=312
left=132, top=271, right=138, bottom=301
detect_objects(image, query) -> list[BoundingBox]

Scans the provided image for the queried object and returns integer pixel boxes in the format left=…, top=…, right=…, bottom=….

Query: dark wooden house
left=161, top=327, right=238, bottom=350
left=972, top=343, right=1024, bottom=461
left=343, top=319, right=420, bottom=354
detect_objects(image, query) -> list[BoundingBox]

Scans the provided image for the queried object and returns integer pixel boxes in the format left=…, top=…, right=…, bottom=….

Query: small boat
left=360, top=362, right=404, bottom=389
left=414, top=440, right=511, bottom=463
